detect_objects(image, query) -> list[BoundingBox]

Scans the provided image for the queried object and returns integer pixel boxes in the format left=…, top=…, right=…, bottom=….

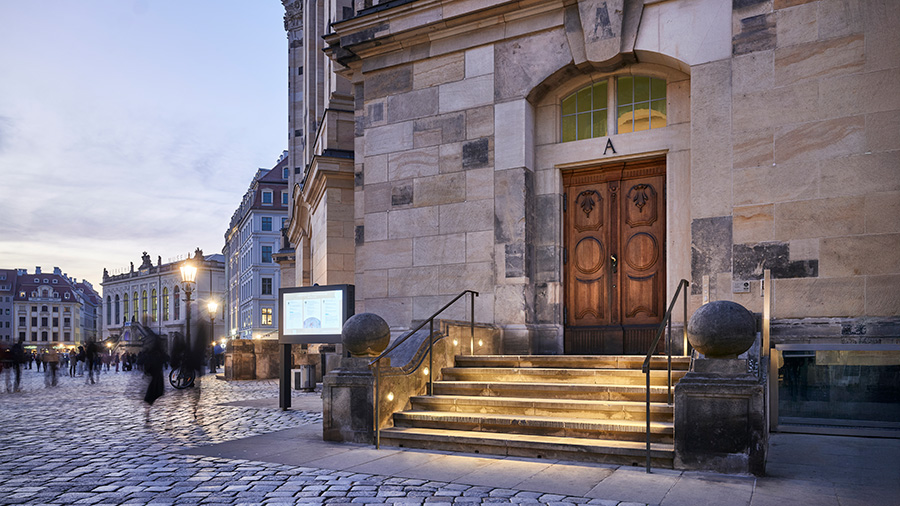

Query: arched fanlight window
left=561, top=76, right=666, bottom=142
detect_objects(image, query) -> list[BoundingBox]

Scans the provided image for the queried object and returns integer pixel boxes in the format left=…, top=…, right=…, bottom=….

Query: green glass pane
left=592, top=81, right=607, bottom=110
left=617, top=76, right=633, bottom=105
left=562, top=115, right=576, bottom=142
left=592, top=110, right=607, bottom=137
left=651, top=78, right=666, bottom=99
left=617, top=105, right=633, bottom=134
left=651, top=99, right=667, bottom=129
left=576, top=112, right=592, bottom=140
left=576, top=86, right=592, bottom=113
left=634, top=102, right=650, bottom=132
left=634, top=76, right=650, bottom=103
left=562, top=94, right=576, bottom=116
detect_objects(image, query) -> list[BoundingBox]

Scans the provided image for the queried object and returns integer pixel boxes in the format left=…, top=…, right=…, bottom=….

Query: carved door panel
left=564, top=159, right=666, bottom=354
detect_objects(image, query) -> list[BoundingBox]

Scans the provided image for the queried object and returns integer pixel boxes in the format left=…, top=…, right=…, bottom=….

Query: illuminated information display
left=279, top=284, right=354, bottom=344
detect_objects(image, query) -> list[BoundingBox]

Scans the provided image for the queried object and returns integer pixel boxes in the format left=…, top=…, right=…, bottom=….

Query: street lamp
left=179, top=260, right=197, bottom=368
left=207, top=300, right=218, bottom=373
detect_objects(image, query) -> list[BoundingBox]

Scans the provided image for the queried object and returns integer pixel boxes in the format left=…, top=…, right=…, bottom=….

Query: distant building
left=0, top=269, right=17, bottom=344
left=223, top=154, right=290, bottom=340
left=8, top=266, right=100, bottom=351
left=101, top=249, right=225, bottom=351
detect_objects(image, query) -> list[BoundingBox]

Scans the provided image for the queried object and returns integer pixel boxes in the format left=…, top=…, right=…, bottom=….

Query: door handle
left=610, top=254, right=618, bottom=273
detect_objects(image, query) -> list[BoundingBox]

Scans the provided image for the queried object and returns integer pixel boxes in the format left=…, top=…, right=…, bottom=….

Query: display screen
left=279, top=284, right=354, bottom=344
left=283, top=288, right=344, bottom=335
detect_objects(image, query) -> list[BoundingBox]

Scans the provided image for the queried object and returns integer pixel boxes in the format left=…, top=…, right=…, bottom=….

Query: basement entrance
left=563, top=157, right=666, bottom=354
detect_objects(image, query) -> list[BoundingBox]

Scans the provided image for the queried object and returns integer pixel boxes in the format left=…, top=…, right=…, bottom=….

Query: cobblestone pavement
left=0, top=368, right=636, bottom=506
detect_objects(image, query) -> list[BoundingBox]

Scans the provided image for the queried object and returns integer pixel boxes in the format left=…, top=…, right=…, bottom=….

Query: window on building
left=261, top=277, right=273, bottom=295
left=262, top=216, right=273, bottom=231
left=281, top=191, right=289, bottom=205
left=106, top=296, right=112, bottom=325
left=561, top=80, right=607, bottom=142
left=42, top=306, right=48, bottom=312
left=141, top=290, right=148, bottom=320
left=19, top=317, right=25, bottom=326
left=151, top=289, right=157, bottom=321
left=123, top=294, right=129, bottom=322
left=262, top=190, right=273, bottom=204
left=616, top=75, right=666, bottom=133
left=19, top=331, right=25, bottom=340
left=31, top=317, right=37, bottom=326
left=282, top=167, right=289, bottom=179
left=52, top=317, right=58, bottom=327
left=262, top=245, right=273, bottom=263
left=52, top=332, right=58, bottom=341
left=115, top=294, right=120, bottom=323
left=162, top=288, right=169, bottom=321
left=31, top=306, right=36, bottom=312
left=41, top=331, right=48, bottom=342
left=31, top=332, right=37, bottom=341
left=261, top=307, right=272, bottom=326
left=133, top=291, right=139, bottom=321
left=174, top=286, right=181, bottom=320
left=282, top=217, right=288, bottom=230
left=41, top=317, right=48, bottom=327
left=64, top=317, right=70, bottom=328
left=64, top=332, right=70, bottom=341
left=561, top=76, right=667, bottom=141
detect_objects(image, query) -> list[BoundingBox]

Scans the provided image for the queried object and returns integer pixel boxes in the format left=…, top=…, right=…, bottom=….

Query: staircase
left=378, top=355, right=690, bottom=468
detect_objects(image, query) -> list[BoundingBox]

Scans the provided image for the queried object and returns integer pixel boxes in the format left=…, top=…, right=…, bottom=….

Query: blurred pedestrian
left=141, top=326, right=169, bottom=423
left=1, top=346, right=13, bottom=392
left=68, top=349, right=77, bottom=376
left=85, top=340, right=99, bottom=384
left=114, top=352, right=120, bottom=372
left=11, top=338, right=25, bottom=392
left=44, top=348, right=59, bottom=387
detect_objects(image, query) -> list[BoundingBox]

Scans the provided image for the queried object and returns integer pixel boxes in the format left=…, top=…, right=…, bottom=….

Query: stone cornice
left=329, top=0, right=566, bottom=67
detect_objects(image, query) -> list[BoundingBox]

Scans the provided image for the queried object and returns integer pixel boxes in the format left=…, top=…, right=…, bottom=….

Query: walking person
left=44, top=348, right=60, bottom=387
left=68, top=349, right=77, bottom=376
left=1, top=346, right=13, bottom=393
left=85, top=340, right=98, bottom=384
left=141, top=328, right=168, bottom=423
left=114, top=353, right=120, bottom=372
left=10, top=338, right=25, bottom=392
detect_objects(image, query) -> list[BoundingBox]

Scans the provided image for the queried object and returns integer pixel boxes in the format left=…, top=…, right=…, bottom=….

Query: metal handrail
left=369, top=290, right=479, bottom=449
left=641, top=278, right=690, bottom=473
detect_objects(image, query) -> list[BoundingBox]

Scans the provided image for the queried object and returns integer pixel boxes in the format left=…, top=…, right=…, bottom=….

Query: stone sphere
left=687, top=301, right=756, bottom=359
left=342, top=313, right=391, bottom=357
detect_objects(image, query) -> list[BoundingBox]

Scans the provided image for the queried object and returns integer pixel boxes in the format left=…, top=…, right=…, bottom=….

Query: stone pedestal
left=674, top=358, right=767, bottom=475
left=322, top=356, right=375, bottom=443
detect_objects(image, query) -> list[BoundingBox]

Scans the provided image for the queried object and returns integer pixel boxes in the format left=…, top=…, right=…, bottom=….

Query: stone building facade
left=284, top=0, right=899, bottom=355
left=223, top=155, right=291, bottom=340
left=7, top=266, right=100, bottom=351
left=101, top=250, right=226, bottom=351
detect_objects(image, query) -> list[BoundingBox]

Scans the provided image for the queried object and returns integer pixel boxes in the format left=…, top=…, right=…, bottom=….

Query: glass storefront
left=773, top=345, right=900, bottom=437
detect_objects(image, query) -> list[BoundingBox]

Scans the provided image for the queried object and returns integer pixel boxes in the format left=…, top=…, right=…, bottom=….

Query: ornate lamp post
left=207, top=301, right=218, bottom=373
left=179, top=260, right=197, bottom=363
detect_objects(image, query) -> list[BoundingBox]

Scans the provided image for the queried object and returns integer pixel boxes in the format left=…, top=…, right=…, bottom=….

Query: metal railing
left=369, top=290, right=479, bottom=449
left=641, top=278, right=690, bottom=473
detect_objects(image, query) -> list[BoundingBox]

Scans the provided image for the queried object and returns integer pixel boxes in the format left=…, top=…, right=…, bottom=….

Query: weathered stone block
left=413, top=233, right=466, bottom=266
left=775, top=2, right=817, bottom=48
left=439, top=142, right=463, bottom=173
left=413, top=52, right=465, bottom=89
left=465, top=44, right=494, bottom=77
left=414, top=112, right=465, bottom=144
left=819, top=234, right=900, bottom=277
left=323, top=357, right=376, bottom=443
left=866, top=110, right=900, bottom=153
left=819, top=151, right=900, bottom=198
left=775, top=116, right=865, bottom=165
left=494, top=28, right=570, bottom=102
left=360, top=239, right=413, bottom=270
left=387, top=87, right=439, bottom=123
left=733, top=13, right=776, bottom=55
left=466, top=105, right=494, bottom=140
left=440, top=200, right=494, bottom=234
left=388, top=146, right=440, bottom=181
left=462, top=137, right=491, bottom=168
left=387, top=206, right=439, bottom=240
left=414, top=172, right=466, bottom=207
left=690, top=216, right=733, bottom=295
left=865, top=191, right=900, bottom=234
left=466, top=230, right=494, bottom=263
left=364, top=212, right=387, bottom=242
left=366, top=121, right=414, bottom=156
left=733, top=241, right=818, bottom=280
left=866, top=275, right=900, bottom=316
left=775, top=277, right=865, bottom=318
left=391, top=181, right=413, bottom=207
left=364, top=66, right=413, bottom=100
left=774, top=196, right=865, bottom=241
left=465, top=167, right=493, bottom=201
left=364, top=182, right=391, bottom=214
left=439, top=74, right=494, bottom=113
left=819, top=68, right=900, bottom=120
left=732, top=162, right=819, bottom=207
left=733, top=204, right=774, bottom=244
left=774, top=33, right=864, bottom=87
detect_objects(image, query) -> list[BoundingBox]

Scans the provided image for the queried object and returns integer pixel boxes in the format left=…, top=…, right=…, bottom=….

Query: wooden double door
left=563, top=158, right=666, bottom=355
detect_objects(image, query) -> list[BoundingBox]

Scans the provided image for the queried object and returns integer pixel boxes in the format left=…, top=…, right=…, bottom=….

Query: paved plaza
left=1, top=367, right=898, bottom=506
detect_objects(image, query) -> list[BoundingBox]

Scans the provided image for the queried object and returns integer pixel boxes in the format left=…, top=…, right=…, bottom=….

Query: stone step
left=378, top=426, right=674, bottom=468
left=393, top=410, right=674, bottom=443
left=440, top=367, right=686, bottom=386
left=432, top=381, right=676, bottom=402
left=455, top=355, right=691, bottom=371
left=409, top=394, right=673, bottom=421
